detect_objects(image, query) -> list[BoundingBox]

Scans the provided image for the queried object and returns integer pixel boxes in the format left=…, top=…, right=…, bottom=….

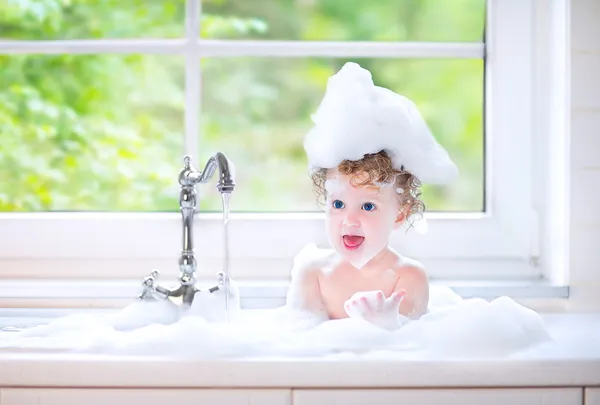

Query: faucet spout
left=179, top=152, right=235, bottom=194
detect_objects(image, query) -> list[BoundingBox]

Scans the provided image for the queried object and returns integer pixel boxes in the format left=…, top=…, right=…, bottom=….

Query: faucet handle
left=142, top=269, right=160, bottom=287
left=139, top=269, right=170, bottom=301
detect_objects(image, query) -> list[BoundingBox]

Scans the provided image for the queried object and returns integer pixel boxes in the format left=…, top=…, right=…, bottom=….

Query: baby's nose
left=343, top=213, right=361, bottom=227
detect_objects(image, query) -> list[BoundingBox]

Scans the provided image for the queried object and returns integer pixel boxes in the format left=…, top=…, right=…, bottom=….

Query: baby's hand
left=344, top=290, right=408, bottom=331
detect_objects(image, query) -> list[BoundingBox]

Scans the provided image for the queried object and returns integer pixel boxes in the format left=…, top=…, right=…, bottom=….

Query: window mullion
left=0, top=39, right=186, bottom=54
left=0, top=40, right=482, bottom=58
left=184, top=0, right=201, bottom=158
left=185, top=0, right=200, bottom=40
left=196, top=40, right=483, bottom=58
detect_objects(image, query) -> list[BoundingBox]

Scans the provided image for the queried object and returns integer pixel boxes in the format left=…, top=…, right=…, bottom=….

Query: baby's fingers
left=359, top=296, right=372, bottom=310
left=390, top=290, right=407, bottom=306
left=373, top=291, right=385, bottom=309
left=345, top=298, right=365, bottom=317
left=344, top=300, right=353, bottom=316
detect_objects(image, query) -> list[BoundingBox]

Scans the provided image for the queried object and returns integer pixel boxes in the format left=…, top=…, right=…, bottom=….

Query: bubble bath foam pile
left=303, top=62, right=458, bottom=185
left=0, top=286, right=552, bottom=359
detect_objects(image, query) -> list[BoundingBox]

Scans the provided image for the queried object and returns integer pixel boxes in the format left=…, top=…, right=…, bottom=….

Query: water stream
left=221, top=192, right=231, bottom=322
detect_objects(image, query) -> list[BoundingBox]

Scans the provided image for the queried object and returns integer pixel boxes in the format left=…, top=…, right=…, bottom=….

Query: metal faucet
left=137, top=152, right=235, bottom=307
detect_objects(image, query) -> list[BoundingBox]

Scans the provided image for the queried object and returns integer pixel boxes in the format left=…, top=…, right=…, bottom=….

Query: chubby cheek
left=362, top=213, right=393, bottom=244
left=325, top=209, right=343, bottom=242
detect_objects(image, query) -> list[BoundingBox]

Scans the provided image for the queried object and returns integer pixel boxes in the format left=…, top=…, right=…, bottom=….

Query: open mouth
left=343, top=235, right=365, bottom=250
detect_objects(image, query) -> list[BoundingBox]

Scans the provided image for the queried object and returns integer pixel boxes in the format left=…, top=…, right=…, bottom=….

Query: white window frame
left=0, top=0, right=567, bottom=298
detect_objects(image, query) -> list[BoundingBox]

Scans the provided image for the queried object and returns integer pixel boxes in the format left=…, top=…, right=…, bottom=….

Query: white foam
left=303, top=62, right=458, bottom=185
left=0, top=287, right=551, bottom=359
left=187, top=282, right=242, bottom=323
left=324, top=178, right=347, bottom=195
left=374, top=181, right=393, bottom=189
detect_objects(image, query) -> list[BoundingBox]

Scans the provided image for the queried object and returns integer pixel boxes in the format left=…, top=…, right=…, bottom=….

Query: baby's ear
left=394, top=208, right=407, bottom=229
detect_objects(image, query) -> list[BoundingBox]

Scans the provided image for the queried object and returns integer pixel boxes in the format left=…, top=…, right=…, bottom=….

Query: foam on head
left=324, top=178, right=347, bottom=195
left=304, top=62, right=458, bottom=186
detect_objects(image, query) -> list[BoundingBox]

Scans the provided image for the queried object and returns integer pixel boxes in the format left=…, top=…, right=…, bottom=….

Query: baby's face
left=324, top=169, right=404, bottom=269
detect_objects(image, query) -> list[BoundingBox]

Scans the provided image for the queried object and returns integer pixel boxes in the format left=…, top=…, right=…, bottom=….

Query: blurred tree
left=0, top=0, right=188, bottom=211
left=0, top=0, right=485, bottom=213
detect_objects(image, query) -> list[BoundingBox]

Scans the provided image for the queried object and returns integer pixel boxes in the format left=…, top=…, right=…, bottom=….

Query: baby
left=287, top=151, right=428, bottom=330
left=286, top=62, right=458, bottom=331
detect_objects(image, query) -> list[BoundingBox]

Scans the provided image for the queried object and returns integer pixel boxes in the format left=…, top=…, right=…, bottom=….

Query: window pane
left=0, top=1, right=185, bottom=40
left=0, top=55, right=184, bottom=212
left=201, top=0, right=485, bottom=42
left=200, top=58, right=483, bottom=213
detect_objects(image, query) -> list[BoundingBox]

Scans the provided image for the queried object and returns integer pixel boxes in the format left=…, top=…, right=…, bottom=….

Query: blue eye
left=362, top=202, right=376, bottom=211
left=332, top=200, right=345, bottom=209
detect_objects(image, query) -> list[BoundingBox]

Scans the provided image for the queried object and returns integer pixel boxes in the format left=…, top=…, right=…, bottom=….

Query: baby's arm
left=395, top=264, right=429, bottom=319
left=285, top=244, right=332, bottom=321
left=286, top=266, right=325, bottom=313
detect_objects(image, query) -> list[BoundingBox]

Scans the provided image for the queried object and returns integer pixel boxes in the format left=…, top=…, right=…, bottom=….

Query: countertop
left=0, top=314, right=599, bottom=388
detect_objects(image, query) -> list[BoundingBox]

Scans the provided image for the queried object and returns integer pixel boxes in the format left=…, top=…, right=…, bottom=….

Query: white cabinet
left=1, top=387, right=591, bottom=405
left=0, top=388, right=290, bottom=405
left=293, top=388, right=583, bottom=405
left=586, top=388, right=600, bottom=405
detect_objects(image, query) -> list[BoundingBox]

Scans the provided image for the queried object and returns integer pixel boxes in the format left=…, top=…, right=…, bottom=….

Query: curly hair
left=310, top=150, right=425, bottom=227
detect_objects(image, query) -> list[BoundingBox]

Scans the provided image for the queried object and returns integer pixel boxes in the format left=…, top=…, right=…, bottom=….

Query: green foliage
left=0, top=0, right=185, bottom=39
left=0, top=0, right=485, bottom=213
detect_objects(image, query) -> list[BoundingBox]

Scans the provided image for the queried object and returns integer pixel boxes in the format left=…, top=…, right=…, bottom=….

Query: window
left=0, top=0, right=551, bottom=292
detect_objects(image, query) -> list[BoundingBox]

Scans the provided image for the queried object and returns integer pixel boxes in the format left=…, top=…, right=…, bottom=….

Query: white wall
left=567, top=0, right=600, bottom=310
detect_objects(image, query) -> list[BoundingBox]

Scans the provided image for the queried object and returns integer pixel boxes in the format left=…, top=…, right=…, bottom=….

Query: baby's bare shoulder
left=392, top=255, right=428, bottom=284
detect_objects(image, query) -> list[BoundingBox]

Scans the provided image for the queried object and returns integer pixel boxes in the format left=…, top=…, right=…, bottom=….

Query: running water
left=221, top=192, right=231, bottom=322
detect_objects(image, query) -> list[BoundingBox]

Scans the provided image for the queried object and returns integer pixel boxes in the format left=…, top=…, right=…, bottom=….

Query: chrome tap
left=138, top=153, right=235, bottom=307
